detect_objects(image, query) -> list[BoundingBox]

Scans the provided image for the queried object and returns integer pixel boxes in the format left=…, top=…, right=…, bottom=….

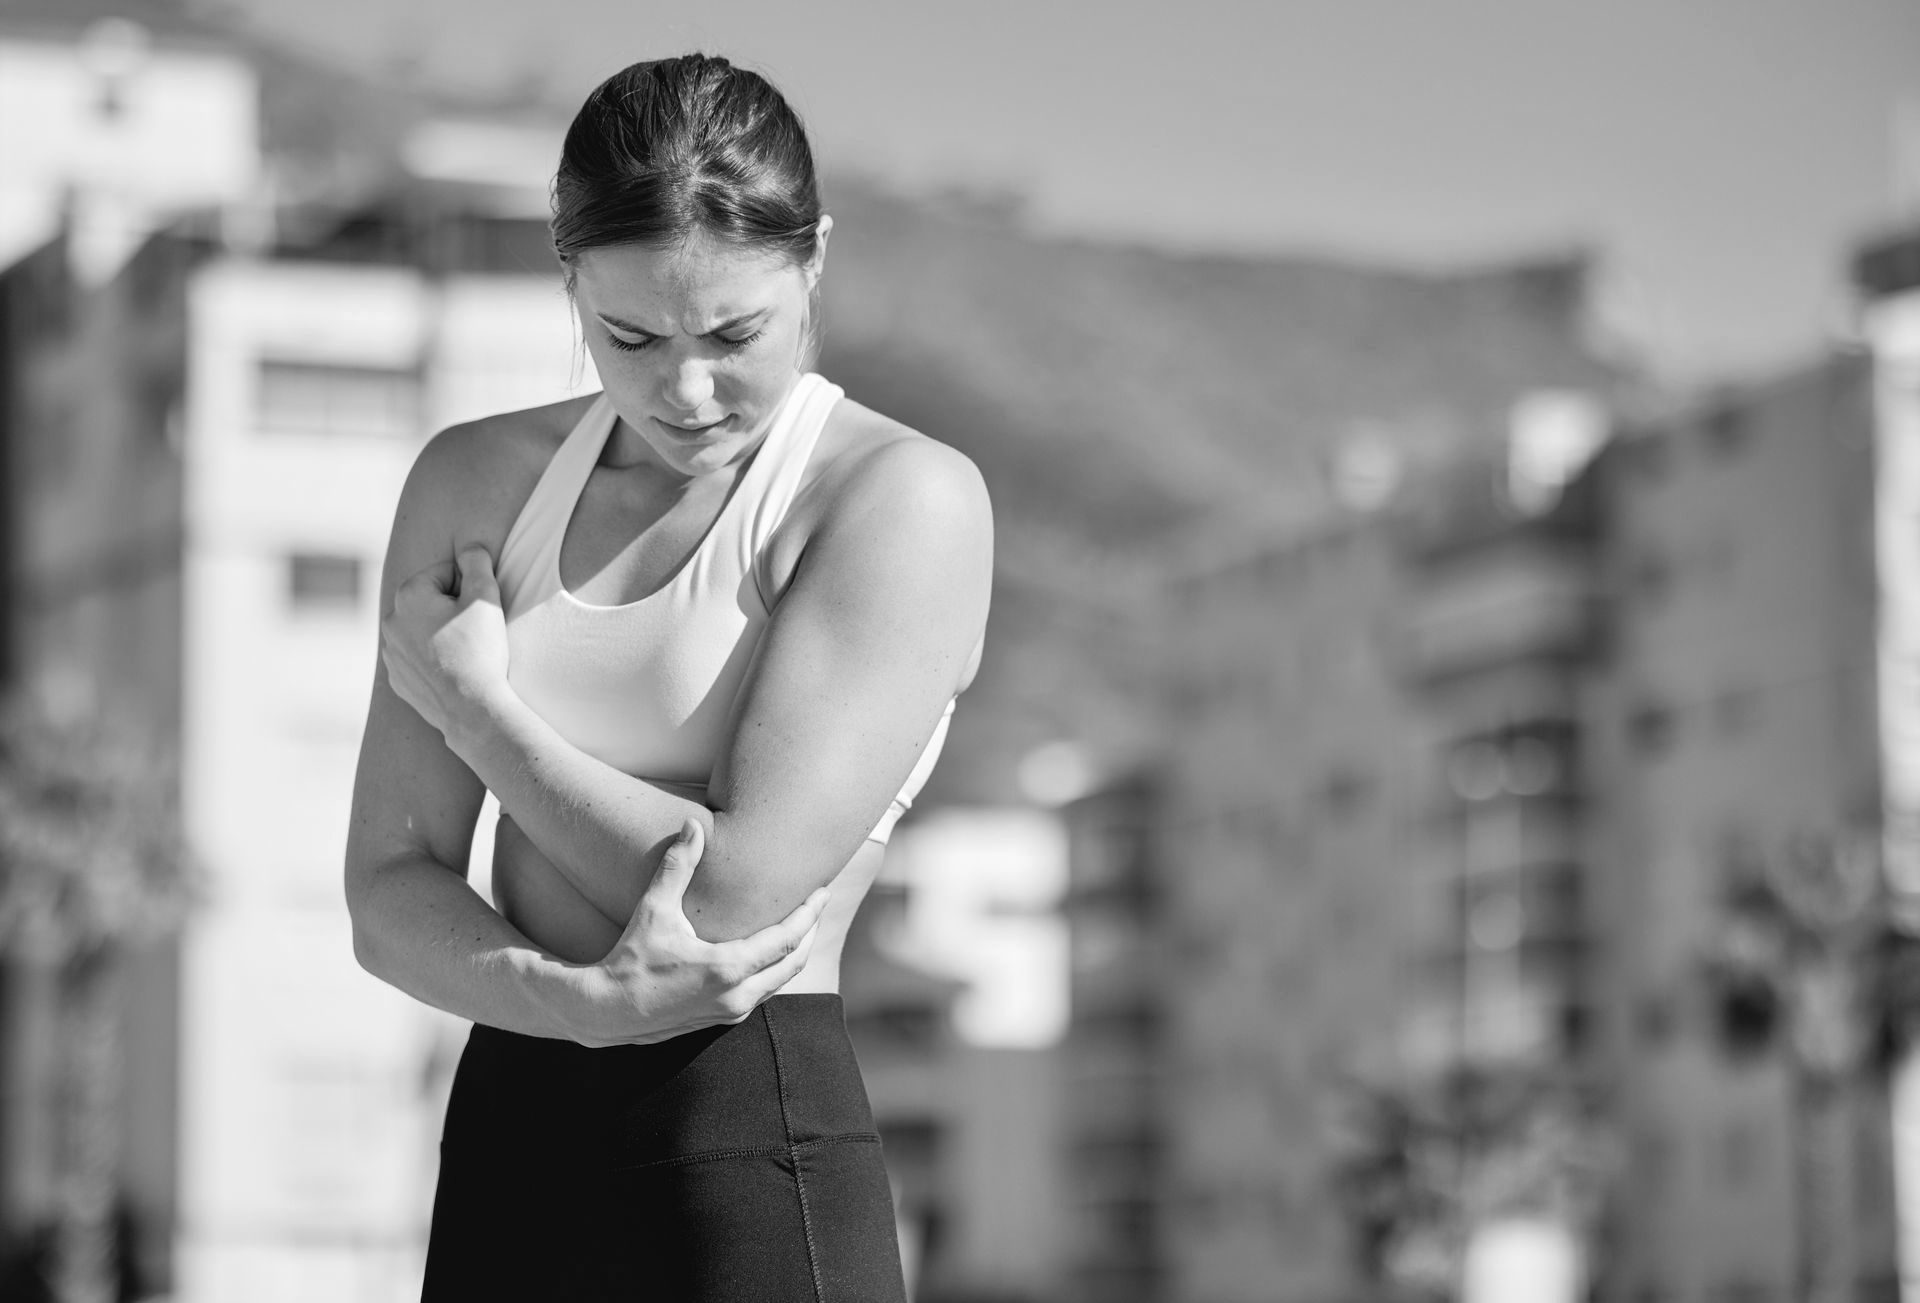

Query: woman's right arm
left=343, top=420, right=825, bottom=1044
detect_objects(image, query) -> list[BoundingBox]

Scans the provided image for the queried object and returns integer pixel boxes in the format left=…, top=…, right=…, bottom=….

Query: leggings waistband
left=448, top=993, right=877, bottom=1171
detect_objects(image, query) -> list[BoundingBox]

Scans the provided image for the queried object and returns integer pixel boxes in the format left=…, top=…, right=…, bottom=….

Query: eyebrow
left=597, top=309, right=770, bottom=337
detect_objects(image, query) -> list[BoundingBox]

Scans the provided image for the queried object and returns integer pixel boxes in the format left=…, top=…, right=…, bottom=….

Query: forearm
left=348, top=851, right=589, bottom=1039
left=447, top=688, right=709, bottom=923
left=446, top=689, right=842, bottom=944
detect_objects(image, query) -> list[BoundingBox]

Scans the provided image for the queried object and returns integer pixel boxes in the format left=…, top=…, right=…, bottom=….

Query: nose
left=659, top=357, right=714, bottom=416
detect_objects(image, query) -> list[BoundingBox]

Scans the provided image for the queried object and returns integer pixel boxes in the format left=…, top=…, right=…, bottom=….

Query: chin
left=672, top=440, right=749, bottom=477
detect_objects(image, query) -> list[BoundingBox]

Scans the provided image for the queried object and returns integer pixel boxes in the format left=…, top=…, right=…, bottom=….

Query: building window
left=1322, top=765, right=1376, bottom=820
left=1627, top=701, right=1676, bottom=757
left=288, top=553, right=362, bottom=610
left=257, top=359, right=422, bottom=439
left=1720, top=1117, right=1760, bottom=1186
left=1635, top=989, right=1675, bottom=1048
left=1629, top=550, right=1673, bottom=608
left=1559, top=1003, right=1592, bottom=1056
left=1635, top=1126, right=1672, bottom=1196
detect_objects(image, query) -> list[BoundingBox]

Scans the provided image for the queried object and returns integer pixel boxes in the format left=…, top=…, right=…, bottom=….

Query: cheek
left=721, top=338, right=805, bottom=404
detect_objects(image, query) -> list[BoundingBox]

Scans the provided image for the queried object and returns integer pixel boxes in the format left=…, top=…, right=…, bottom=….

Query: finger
left=400, top=558, right=458, bottom=599
left=638, top=818, right=707, bottom=915
left=746, top=919, right=821, bottom=999
left=781, top=886, right=829, bottom=928
left=722, top=888, right=828, bottom=977
left=456, top=543, right=500, bottom=604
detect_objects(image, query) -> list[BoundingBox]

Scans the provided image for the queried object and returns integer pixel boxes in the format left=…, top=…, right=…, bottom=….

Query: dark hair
left=552, top=55, right=822, bottom=269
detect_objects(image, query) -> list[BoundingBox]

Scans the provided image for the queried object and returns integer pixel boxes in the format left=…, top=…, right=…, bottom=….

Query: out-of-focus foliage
left=1865, top=922, right=1920, bottom=1073
left=0, top=694, right=195, bottom=966
left=0, top=692, right=195, bottom=1303
left=1695, top=826, right=1894, bottom=1303
left=1326, top=1063, right=1614, bottom=1301
left=1697, top=826, right=1880, bottom=1077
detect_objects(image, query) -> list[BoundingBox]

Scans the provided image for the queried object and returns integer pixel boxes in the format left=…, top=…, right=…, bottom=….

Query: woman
left=343, top=54, right=991, bottom=1300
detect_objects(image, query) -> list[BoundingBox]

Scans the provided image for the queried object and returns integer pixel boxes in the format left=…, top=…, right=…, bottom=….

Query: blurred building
left=842, top=810, right=1073, bottom=1303
left=1058, top=771, right=1170, bottom=1303
left=0, top=8, right=591, bottom=1296
left=3, top=198, right=586, bottom=1301
left=1590, top=354, right=1895, bottom=1302
left=1057, top=240, right=1920, bottom=1302
left=1857, top=221, right=1920, bottom=1303
left=1097, top=423, right=1599, bottom=1303
left=1389, top=397, right=1606, bottom=1078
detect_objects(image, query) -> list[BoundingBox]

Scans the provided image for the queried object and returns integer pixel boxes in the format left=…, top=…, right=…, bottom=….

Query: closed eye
left=603, top=326, right=764, bottom=353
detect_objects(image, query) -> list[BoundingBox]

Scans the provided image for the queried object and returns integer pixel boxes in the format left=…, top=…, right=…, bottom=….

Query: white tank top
left=495, top=373, right=951, bottom=844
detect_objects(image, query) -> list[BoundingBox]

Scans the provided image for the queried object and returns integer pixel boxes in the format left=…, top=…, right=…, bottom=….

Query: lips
left=654, top=415, right=727, bottom=438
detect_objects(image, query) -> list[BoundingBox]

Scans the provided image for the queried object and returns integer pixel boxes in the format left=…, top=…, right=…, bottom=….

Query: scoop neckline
left=550, top=377, right=813, bottom=612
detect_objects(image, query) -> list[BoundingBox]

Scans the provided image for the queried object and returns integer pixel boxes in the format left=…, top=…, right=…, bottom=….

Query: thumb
left=641, top=818, right=706, bottom=912
left=456, top=544, right=499, bottom=602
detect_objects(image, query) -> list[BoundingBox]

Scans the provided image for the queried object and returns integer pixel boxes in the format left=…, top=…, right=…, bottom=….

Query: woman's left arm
left=383, top=436, right=992, bottom=939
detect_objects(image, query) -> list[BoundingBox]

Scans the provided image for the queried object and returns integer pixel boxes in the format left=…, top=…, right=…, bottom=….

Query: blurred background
left=0, top=0, right=1918, bottom=1300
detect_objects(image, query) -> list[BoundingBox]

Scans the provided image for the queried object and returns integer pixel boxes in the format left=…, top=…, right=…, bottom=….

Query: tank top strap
left=497, top=394, right=616, bottom=617
left=734, top=373, right=842, bottom=578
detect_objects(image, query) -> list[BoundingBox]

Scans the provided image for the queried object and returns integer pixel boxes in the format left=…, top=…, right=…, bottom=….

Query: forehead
left=572, top=234, right=798, bottom=327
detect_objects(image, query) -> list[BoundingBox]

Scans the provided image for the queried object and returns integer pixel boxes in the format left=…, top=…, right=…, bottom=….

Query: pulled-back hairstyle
left=552, top=55, right=822, bottom=270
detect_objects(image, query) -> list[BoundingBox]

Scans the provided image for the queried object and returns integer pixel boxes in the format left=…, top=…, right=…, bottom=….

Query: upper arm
left=344, top=425, right=502, bottom=913
left=690, top=437, right=993, bottom=937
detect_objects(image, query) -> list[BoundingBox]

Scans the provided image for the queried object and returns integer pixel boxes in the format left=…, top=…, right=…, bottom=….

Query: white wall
left=0, top=28, right=259, bottom=280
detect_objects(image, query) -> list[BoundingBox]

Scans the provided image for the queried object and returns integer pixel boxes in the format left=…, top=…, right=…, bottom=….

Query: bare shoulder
left=388, top=395, right=596, bottom=570
left=804, top=396, right=991, bottom=531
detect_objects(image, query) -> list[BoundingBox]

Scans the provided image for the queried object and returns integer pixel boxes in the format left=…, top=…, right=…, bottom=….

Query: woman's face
left=570, top=225, right=826, bottom=478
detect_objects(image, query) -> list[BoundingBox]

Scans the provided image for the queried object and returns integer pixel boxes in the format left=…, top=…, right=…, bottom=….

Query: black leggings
left=421, top=994, right=907, bottom=1301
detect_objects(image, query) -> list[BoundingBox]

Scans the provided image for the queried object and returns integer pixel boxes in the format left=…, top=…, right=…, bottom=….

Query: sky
left=218, top=0, right=1920, bottom=384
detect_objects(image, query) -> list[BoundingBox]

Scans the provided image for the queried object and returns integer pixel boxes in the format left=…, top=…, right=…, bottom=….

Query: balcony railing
left=1390, top=552, right=1603, bottom=683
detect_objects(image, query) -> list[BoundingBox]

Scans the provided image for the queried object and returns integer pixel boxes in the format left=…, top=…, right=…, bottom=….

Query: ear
left=804, top=215, right=833, bottom=286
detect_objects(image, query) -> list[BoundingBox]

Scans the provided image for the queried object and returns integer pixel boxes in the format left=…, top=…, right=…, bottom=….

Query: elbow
left=343, top=857, right=392, bottom=978
left=678, top=819, right=841, bottom=944
left=674, top=817, right=764, bottom=943
left=345, top=890, right=383, bottom=977
left=349, top=911, right=384, bottom=977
